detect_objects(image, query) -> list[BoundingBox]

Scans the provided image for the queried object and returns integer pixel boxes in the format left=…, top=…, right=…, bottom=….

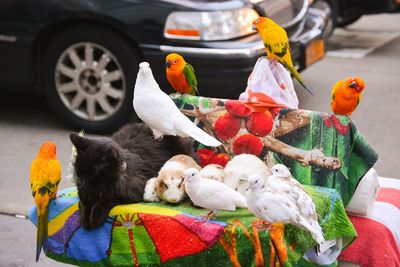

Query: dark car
left=320, top=0, right=400, bottom=27
left=0, top=0, right=330, bottom=133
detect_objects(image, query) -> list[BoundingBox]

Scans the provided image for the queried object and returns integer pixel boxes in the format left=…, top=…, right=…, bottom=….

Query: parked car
left=0, top=0, right=330, bottom=133
left=320, top=0, right=400, bottom=28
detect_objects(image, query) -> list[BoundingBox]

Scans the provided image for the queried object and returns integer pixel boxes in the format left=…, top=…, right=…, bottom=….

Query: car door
left=0, top=0, right=42, bottom=91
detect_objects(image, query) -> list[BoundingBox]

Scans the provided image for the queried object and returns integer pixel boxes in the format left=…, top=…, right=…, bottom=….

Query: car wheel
left=43, top=25, right=139, bottom=133
left=314, top=0, right=338, bottom=39
left=337, top=14, right=362, bottom=27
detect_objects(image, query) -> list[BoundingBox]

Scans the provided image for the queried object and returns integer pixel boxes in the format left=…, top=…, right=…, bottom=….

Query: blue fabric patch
left=66, top=220, right=113, bottom=262
left=28, top=187, right=79, bottom=225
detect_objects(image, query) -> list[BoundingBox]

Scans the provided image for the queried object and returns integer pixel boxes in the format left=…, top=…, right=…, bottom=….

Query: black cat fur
left=70, top=123, right=195, bottom=230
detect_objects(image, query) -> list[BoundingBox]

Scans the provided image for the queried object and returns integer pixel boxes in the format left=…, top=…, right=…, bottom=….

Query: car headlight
left=164, top=8, right=259, bottom=41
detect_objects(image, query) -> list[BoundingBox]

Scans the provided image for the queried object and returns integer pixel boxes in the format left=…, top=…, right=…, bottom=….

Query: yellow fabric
left=48, top=202, right=79, bottom=235
left=110, top=203, right=181, bottom=217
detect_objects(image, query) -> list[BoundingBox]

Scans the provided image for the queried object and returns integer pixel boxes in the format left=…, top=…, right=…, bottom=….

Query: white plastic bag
left=239, top=57, right=299, bottom=109
left=346, top=168, right=380, bottom=216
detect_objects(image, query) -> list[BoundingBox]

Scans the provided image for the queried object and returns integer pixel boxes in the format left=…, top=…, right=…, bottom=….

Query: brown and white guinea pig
left=156, top=154, right=201, bottom=203
left=198, top=164, right=225, bottom=182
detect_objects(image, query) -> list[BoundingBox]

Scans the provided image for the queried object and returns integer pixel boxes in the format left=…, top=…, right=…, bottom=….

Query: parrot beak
left=349, top=80, right=357, bottom=89
left=252, top=24, right=257, bottom=31
left=165, top=61, right=171, bottom=68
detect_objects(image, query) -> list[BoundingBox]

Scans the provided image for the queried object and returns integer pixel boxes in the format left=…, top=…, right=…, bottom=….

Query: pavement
left=0, top=13, right=399, bottom=266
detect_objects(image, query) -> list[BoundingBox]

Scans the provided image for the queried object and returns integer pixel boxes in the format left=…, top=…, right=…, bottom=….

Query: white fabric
left=239, top=57, right=299, bottom=109
left=364, top=201, right=400, bottom=247
left=379, top=176, right=400, bottom=189
left=304, top=238, right=343, bottom=265
left=346, top=168, right=380, bottom=216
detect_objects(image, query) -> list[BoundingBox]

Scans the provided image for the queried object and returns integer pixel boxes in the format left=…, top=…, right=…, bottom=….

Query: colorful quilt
left=28, top=186, right=356, bottom=267
left=172, top=94, right=378, bottom=206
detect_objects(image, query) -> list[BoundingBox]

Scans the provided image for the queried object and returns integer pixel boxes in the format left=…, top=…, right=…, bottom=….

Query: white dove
left=133, top=62, right=221, bottom=147
left=267, top=164, right=324, bottom=245
left=184, top=168, right=247, bottom=218
left=246, top=174, right=325, bottom=245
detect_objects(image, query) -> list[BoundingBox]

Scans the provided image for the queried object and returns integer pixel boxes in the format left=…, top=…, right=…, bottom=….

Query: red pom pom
left=232, top=134, right=263, bottom=156
left=207, top=153, right=231, bottom=167
left=214, top=112, right=241, bottom=141
left=246, top=111, right=274, bottom=137
left=225, top=100, right=251, bottom=118
left=196, top=148, right=214, bottom=167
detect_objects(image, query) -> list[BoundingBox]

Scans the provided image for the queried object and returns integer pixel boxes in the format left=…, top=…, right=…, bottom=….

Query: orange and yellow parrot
left=166, top=53, right=199, bottom=95
left=30, top=142, right=61, bottom=262
left=252, top=17, right=313, bottom=95
left=331, top=77, right=365, bottom=116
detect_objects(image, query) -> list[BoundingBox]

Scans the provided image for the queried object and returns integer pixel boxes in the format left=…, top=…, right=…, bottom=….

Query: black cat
left=70, top=123, right=195, bottom=230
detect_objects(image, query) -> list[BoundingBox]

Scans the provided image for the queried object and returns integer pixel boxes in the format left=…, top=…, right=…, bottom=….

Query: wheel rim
left=55, top=42, right=126, bottom=121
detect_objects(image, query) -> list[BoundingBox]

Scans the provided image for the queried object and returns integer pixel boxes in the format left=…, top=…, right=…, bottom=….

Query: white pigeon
left=184, top=168, right=247, bottom=217
left=246, top=174, right=325, bottom=245
left=224, top=154, right=271, bottom=195
left=267, top=164, right=324, bottom=243
left=133, top=62, right=221, bottom=147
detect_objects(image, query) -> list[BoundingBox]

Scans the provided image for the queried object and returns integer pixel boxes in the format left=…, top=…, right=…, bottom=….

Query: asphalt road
left=0, top=13, right=399, bottom=267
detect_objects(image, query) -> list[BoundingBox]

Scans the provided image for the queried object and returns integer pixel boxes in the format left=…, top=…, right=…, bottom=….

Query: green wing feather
left=183, top=63, right=198, bottom=95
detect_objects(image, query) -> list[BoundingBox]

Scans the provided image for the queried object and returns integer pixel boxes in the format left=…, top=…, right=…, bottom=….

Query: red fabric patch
left=338, top=216, right=400, bottom=267
left=377, top=187, right=400, bottom=208
left=138, top=213, right=207, bottom=263
left=174, top=214, right=225, bottom=247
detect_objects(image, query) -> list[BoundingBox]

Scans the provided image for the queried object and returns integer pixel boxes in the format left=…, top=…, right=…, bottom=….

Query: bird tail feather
left=181, top=121, right=222, bottom=147
left=36, top=207, right=49, bottom=262
left=234, top=192, right=248, bottom=208
left=298, top=216, right=325, bottom=244
left=284, top=61, right=313, bottom=96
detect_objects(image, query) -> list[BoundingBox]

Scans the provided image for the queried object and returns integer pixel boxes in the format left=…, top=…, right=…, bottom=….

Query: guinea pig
left=198, top=164, right=225, bottom=182
left=224, top=154, right=271, bottom=195
left=143, top=177, right=160, bottom=202
left=156, top=154, right=201, bottom=203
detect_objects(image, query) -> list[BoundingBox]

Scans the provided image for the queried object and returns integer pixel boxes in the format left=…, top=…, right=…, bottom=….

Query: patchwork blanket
left=172, top=94, right=378, bottom=205
left=29, top=186, right=356, bottom=267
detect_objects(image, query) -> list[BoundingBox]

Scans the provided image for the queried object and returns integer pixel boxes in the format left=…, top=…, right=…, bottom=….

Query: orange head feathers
left=345, top=77, right=365, bottom=94
left=37, top=142, right=57, bottom=159
left=165, top=53, right=186, bottom=72
left=252, top=17, right=276, bottom=31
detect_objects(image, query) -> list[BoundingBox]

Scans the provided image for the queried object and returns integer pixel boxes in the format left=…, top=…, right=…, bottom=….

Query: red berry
left=207, top=153, right=231, bottom=167
left=214, top=112, right=241, bottom=141
left=225, top=100, right=251, bottom=118
left=246, top=111, right=274, bottom=137
left=232, top=134, right=263, bottom=156
left=196, top=148, right=214, bottom=167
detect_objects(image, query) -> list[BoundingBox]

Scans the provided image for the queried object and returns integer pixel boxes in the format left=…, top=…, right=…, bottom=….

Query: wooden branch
left=263, top=135, right=341, bottom=170
left=274, top=110, right=312, bottom=137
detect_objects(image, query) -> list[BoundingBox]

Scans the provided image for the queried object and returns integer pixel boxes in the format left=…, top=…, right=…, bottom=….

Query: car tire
left=315, top=0, right=338, bottom=38
left=337, top=14, right=362, bottom=27
left=43, top=24, right=139, bottom=133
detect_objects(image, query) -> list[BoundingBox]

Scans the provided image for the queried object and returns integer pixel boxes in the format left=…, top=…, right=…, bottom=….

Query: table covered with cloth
left=29, top=185, right=355, bottom=267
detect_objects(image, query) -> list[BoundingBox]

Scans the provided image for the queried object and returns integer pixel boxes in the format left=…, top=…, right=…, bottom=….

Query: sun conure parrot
left=252, top=17, right=313, bottom=95
left=331, top=76, right=365, bottom=116
left=30, top=142, right=61, bottom=262
left=165, top=53, right=199, bottom=95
